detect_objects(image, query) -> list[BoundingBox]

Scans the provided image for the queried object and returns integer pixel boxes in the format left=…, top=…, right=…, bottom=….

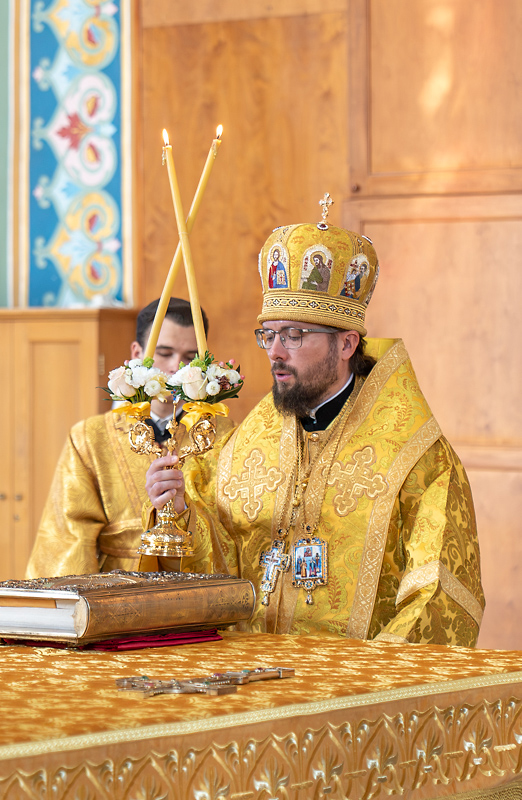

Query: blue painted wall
left=29, top=0, right=123, bottom=307
left=0, top=0, right=127, bottom=309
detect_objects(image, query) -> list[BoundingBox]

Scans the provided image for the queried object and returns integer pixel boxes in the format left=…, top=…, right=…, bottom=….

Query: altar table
left=1, top=631, right=522, bottom=799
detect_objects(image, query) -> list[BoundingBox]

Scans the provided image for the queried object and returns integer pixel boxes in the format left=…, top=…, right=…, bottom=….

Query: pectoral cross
left=259, top=539, right=290, bottom=606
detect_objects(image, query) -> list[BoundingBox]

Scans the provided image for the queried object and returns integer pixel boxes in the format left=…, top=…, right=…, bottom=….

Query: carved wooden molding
left=142, top=0, right=348, bottom=28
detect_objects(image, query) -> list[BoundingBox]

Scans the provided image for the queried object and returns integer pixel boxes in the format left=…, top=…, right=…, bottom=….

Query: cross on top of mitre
left=319, top=192, right=334, bottom=226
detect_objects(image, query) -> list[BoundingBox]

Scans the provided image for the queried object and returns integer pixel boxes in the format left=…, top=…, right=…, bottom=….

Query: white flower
left=128, top=366, right=151, bottom=388
left=206, top=380, right=221, bottom=396
left=167, top=364, right=193, bottom=387
left=127, top=358, right=143, bottom=368
left=206, top=364, right=224, bottom=380
left=144, top=379, right=162, bottom=397
left=225, top=369, right=240, bottom=384
left=107, top=366, right=136, bottom=398
left=181, top=366, right=208, bottom=400
left=156, top=388, right=172, bottom=403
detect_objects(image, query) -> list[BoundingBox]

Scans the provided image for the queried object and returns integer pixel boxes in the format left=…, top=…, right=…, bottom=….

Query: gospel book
left=0, top=570, right=255, bottom=644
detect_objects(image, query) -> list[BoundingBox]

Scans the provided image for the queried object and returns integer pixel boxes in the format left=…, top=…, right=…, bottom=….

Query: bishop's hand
left=145, top=453, right=186, bottom=514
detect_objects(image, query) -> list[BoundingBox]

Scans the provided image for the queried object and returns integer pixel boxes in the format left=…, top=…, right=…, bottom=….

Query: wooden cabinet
left=0, top=309, right=137, bottom=579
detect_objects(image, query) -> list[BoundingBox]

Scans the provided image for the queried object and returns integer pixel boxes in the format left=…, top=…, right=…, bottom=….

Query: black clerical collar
left=145, top=406, right=183, bottom=443
left=300, top=376, right=355, bottom=432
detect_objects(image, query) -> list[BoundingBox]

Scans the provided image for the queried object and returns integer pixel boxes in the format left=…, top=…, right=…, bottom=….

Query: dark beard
left=271, top=340, right=339, bottom=416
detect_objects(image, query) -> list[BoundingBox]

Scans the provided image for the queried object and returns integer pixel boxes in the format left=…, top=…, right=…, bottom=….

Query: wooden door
left=0, top=320, right=15, bottom=577
left=0, top=310, right=137, bottom=579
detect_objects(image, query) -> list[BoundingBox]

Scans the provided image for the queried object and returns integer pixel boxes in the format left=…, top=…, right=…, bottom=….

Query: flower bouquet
left=106, top=357, right=171, bottom=416
left=166, top=351, right=244, bottom=430
left=105, top=351, right=244, bottom=558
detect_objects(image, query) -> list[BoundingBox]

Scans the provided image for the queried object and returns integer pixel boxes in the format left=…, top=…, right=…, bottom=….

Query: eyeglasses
left=254, top=327, right=339, bottom=350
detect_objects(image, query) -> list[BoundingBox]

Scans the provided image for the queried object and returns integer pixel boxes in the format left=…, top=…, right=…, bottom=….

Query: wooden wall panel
left=345, top=195, right=522, bottom=649
left=13, top=319, right=100, bottom=577
left=139, top=8, right=349, bottom=420
left=469, top=471, right=522, bottom=650
left=0, top=323, right=14, bottom=577
left=344, top=195, right=522, bottom=448
left=350, top=0, right=522, bottom=195
left=28, top=341, right=84, bottom=545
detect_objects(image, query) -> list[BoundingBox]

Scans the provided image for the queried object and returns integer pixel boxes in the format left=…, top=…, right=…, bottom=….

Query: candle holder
left=134, top=414, right=217, bottom=558
left=106, top=352, right=243, bottom=561
left=133, top=351, right=243, bottom=559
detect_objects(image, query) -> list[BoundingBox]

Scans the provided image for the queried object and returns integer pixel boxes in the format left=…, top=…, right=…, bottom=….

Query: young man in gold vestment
left=26, top=298, right=234, bottom=579
left=146, top=215, right=484, bottom=646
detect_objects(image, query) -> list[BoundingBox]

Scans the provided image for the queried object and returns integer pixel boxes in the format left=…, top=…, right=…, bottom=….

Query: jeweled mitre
left=257, top=219, right=379, bottom=336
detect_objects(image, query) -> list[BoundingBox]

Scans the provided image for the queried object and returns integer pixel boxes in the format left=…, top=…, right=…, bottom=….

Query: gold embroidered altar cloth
left=1, top=631, right=522, bottom=799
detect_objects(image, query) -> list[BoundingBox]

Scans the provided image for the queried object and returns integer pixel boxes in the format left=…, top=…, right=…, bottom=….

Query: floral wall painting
left=25, top=0, right=131, bottom=307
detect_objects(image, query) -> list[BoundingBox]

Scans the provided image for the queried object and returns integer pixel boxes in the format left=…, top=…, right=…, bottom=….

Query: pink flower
left=107, top=366, right=136, bottom=398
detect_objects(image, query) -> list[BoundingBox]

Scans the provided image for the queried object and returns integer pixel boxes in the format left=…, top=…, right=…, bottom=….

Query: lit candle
left=144, top=126, right=223, bottom=359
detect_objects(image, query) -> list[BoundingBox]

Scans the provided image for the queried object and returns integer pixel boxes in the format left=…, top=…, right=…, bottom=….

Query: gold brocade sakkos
left=176, top=338, right=484, bottom=646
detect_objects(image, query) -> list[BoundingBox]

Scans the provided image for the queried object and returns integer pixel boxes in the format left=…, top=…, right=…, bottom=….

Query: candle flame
left=162, top=128, right=170, bottom=146
left=216, top=124, right=223, bottom=139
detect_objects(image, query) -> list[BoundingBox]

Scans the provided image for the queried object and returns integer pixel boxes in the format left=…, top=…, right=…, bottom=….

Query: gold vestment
left=155, top=339, right=484, bottom=646
left=26, top=411, right=235, bottom=578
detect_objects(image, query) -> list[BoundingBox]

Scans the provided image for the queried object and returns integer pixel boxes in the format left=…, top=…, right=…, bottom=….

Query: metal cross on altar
left=319, top=192, right=334, bottom=222
left=116, top=667, right=295, bottom=697
left=259, top=539, right=291, bottom=606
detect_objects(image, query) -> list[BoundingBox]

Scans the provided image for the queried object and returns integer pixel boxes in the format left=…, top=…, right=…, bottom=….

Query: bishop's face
left=263, top=320, right=351, bottom=416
